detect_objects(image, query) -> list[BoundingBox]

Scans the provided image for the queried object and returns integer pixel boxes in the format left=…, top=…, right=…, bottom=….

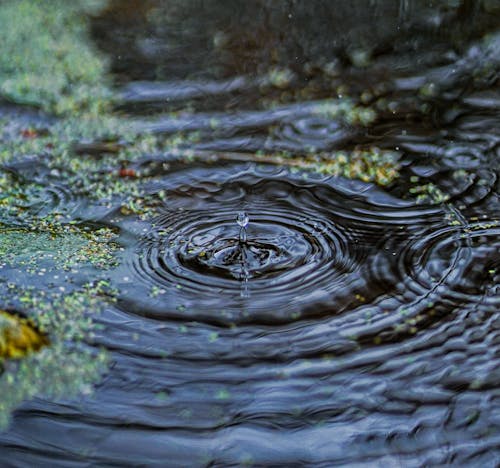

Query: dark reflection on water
left=1, top=1, right=500, bottom=466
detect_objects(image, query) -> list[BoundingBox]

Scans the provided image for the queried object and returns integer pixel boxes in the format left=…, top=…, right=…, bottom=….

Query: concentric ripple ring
left=118, top=167, right=405, bottom=325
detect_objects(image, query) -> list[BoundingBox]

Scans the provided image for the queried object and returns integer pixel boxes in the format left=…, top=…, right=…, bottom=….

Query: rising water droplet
left=236, top=211, right=249, bottom=228
left=236, top=211, right=249, bottom=243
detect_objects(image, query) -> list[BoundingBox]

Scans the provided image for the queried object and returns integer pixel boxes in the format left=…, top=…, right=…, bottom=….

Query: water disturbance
left=0, top=1, right=498, bottom=466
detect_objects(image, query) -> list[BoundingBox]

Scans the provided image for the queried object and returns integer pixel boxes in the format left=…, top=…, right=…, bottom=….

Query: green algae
left=409, top=182, right=450, bottom=205
left=0, top=0, right=110, bottom=115
left=309, top=148, right=399, bottom=184
left=312, top=98, right=377, bottom=126
left=185, top=147, right=400, bottom=186
left=0, top=228, right=88, bottom=272
left=0, top=224, right=119, bottom=272
left=0, top=220, right=117, bottom=427
left=0, top=107, right=174, bottom=216
left=0, top=283, right=110, bottom=429
left=0, top=114, right=136, bottom=164
left=0, top=114, right=160, bottom=219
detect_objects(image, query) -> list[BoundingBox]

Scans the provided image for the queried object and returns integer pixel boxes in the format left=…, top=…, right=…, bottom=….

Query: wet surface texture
left=0, top=1, right=499, bottom=466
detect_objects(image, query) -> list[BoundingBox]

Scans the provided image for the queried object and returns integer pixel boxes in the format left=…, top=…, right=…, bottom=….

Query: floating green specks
left=0, top=224, right=118, bottom=272
left=313, top=98, right=377, bottom=125
left=186, top=147, right=400, bottom=186
left=0, top=284, right=110, bottom=429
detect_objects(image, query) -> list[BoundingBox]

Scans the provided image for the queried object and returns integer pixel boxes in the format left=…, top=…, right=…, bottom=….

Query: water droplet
left=236, top=211, right=249, bottom=228
left=236, top=211, right=249, bottom=243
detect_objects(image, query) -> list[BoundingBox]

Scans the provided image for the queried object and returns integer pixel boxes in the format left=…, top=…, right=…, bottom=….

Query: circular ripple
left=442, top=143, right=483, bottom=170
left=1, top=161, right=86, bottom=224
left=117, top=165, right=420, bottom=325
left=272, top=115, right=353, bottom=151
left=117, top=161, right=496, bottom=336
left=339, top=220, right=500, bottom=344
left=21, top=183, right=83, bottom=219
left=128, top=197, right=369, bottom=324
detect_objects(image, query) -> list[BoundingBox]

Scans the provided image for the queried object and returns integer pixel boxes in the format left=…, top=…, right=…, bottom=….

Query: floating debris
left=0, top=310, right=48, bottom=359
left=181, top=147, right=400, bottom=186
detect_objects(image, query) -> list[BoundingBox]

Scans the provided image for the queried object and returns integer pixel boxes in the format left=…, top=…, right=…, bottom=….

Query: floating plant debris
left=0, top=225, right=119, bottom=271
left=178, top=147, right=401, bottom=186
left=0, top=310, right=48, bottom=359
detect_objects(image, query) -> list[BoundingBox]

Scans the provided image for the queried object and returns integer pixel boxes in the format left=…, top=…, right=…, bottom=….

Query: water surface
left=0, top=1, right=499, bottom=466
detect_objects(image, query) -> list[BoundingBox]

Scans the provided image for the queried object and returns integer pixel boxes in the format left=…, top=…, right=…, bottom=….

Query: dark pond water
left=1, top=1, right=499, bottom=466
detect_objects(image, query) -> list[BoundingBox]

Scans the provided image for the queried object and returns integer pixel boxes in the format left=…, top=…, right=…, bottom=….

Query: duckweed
left=0, top=224, right=118, bottom=272
left=0, top=283, right=110, bottom=428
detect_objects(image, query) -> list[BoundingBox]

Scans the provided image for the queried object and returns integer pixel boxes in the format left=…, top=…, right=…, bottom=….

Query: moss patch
left=0, top=0, right=110, bottom=115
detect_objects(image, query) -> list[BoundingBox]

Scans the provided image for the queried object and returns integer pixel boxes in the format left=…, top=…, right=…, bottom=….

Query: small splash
left=236, top=211, right=249, bottom=243
left=235, top=211, right=251, bottom=296
left=236, top=211, right=249, bottom=228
